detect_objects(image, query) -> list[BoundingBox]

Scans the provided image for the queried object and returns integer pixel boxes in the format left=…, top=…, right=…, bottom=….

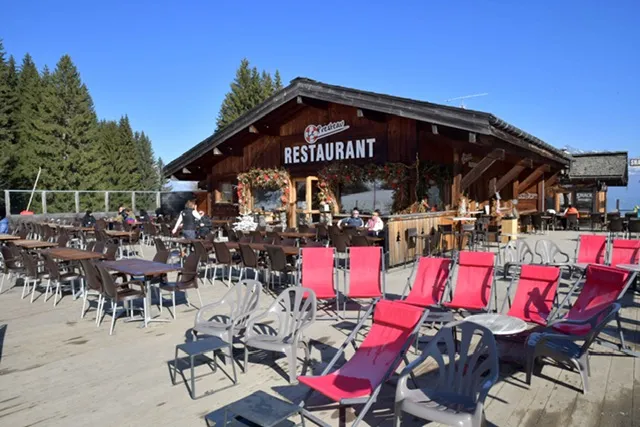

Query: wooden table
left=225, top=242, right=300, bottom=256
left=278, top=231, right=316, bottom=239
left=0, top=234, right=20, bottom=241
left=11, top=240, right=59, bottom=249
left=100, top=259, right=181, bottom=327
left=43, top=247, right=104, bottom=261
left=105, top=230, right=133, bottom=238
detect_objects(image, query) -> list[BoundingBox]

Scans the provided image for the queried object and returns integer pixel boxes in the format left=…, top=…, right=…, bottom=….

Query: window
left=339, top=179, right=392, bottom=214
left=253, top=188, right=283, bottom=212
left=218, top=182, right=235, bottom=203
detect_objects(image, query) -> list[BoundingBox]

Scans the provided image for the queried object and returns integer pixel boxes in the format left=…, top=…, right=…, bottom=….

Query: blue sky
left=3, top=0, right=640, bottom=171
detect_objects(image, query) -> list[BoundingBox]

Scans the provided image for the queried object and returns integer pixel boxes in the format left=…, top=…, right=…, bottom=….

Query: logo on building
left=304, top=120, right=349, bottom=144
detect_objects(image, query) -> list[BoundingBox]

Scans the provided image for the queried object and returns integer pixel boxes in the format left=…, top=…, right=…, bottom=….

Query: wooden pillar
left=451, top=149, right=462, bottom=206
left=537, top=179, right=544, bottom=211
left=512, top=180, right=519, bottom=201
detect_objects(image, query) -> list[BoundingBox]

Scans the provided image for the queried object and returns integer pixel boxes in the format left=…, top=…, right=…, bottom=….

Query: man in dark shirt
left=338, top=208, right=365, bottom=228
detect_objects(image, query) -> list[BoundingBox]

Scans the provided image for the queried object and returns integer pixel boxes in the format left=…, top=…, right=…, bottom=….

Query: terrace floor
left=0, top=231, right=639, bottom=426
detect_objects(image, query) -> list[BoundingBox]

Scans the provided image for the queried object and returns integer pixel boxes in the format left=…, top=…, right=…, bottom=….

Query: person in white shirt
left=172, top=200, right=202, bottom=239
left=366, top=209, right=384, bottom=235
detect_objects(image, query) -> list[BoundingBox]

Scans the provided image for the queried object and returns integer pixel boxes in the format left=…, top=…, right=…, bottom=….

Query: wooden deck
left=0, top=231, right=638, bottom=426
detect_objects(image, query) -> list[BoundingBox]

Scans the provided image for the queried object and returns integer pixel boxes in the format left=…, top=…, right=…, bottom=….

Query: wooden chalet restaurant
left=165, top=78, right=628, bottom=266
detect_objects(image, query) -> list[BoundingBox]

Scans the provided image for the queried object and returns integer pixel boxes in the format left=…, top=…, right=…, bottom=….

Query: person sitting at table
left=338, top=208, right=364, bottom=229
left=81, top=209, right=96, bottom=227
left=366, top=209, right=384, bottom=235
left=562, top=204, right=580, bottom=218
left=172, top=200, right=202, bottom=239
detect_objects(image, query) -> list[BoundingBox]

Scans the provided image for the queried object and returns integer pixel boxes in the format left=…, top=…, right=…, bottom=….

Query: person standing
left=172, top=200, right=202, bottom=239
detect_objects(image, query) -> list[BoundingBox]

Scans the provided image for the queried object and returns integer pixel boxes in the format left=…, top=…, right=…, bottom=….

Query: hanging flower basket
left=237, top=168, right=290, bottom=214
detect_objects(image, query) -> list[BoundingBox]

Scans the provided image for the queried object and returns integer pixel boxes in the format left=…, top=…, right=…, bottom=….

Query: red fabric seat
left=300, top=247, right=336, bottom=299
left=298, top=300, right=424, bottom=401
left=553, top=264, right=630, bottom=335
left=609, top=239, right=640, bottom=268
left=576, top=234, right=607, bottom=265
left=345, top=247, right=382, bottom=298
left=443, top=251, right=495, bottom=311
left=402, top=257, right=451, bottom=307
left=507, top=265, right=560, bottom=325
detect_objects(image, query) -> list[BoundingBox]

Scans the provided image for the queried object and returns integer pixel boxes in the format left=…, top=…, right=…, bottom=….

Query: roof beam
left=248, top=124, right=279, bottom=136
left=517, top=164, right=551, bottom=193
left=494, top=159, right=533, bottom=194
left=296, top=96, right=329, bottom=110
left=461, top=149, right=505, bottom=191
left=356, top=108, right=387, bottom=122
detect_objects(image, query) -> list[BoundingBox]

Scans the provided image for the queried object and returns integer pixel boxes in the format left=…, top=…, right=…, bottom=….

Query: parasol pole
left=25, top=167, right=42, bottom=212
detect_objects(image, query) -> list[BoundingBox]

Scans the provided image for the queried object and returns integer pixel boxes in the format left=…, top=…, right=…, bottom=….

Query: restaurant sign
left=630, top=158, right=640, bottom=167
left=284, top=120, right=376, bottom=164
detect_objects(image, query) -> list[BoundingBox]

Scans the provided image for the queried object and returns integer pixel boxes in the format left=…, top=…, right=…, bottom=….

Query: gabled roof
left=568, top=151, right=628, bottom=186
left=165, top=77, right=571, bottom=177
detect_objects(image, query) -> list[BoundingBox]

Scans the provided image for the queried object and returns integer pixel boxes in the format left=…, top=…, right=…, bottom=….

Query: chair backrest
left=316, top=223, right=329, bottom=239
left=265, top=245, right=287, bottom=272
left=213, top=242, right=232, bottom=264
left=402, top=257, right=451, bottom=307
left=104, top=243, right=118, bottom=261
left=209, top=280, right=262, bottom=330
left=299, top=247, right=336, bottom=299
left=57, top=233, right=69, bottom=248
left=179, top=252, right=200, bottom=285
left=93, top=240, right=106, bottom=254
left=349, top=235, right=370, bottom=247
left=249, top=231, right=263, bottom=243
left=0, top=246, right=19, bottom=270
left=608, top=218, right=624, bottom=232
left=153, top=249, right=170, bottom=264
left=610, top=238, right=640, bottom=267
left=266, top=231, right=281, bottom=244
left=448, top=251, right=495, bottom=310
left=21, top=250, right=39, bottom=278
left=96, top=264, right=119, bottom=298
left=41, top=252, right=61, bottom=281
left=154, top=238, right=167, bottom=253
left=80, top=260, right=102, bottom=293
left=504, top=265, right=560, bottom=324
left=416, top=320, right=498, bottom=405
left=576, top=234, right=607, bottom=265
left=280, top=238, right=296, bottom=246
left=534, top=239, right=570, bottom=264
left=566, top=264, right=630, bottom=321
left=347, top=246, right=383, bottom=298
left=503, top=240, right=534, bottom=265
left=578, top=303, right=621, bottom=354
left=238, top=244, right=258, bottom=269
left=193, top=241, right=208, bottom=262
left=333, top=300, right=425, bottom=390
left=268, top=287, right=317, bottom=341
left=629, top=219, right=640, bottom=233
left=331, top=233, right=350, bottom=253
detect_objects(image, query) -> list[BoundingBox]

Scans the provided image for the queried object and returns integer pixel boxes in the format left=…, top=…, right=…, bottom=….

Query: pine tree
left=156, top=157, right=171, bottom=191
left=50, top=55, right=99, bottom=192
left=0, top=41, right=17, bottom=194
left=215, top=59, right=284, bottom=129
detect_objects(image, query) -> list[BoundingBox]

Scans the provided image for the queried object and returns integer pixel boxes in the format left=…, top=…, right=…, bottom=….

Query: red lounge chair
left=298, top=247, right=338, bottom=314
left=400, top=257, right=452, bottom=308
left=549, top=264, right=636, bottom=355
left=298, top=300, right=429, bottom=427
left=501, top=264, right=561, bottom=326
left=574, top=234, right=607, bottom=268
left=342, top=247, right=384, bottom=318
left=609, top=238, right=640, bottom=268
left=442, top=251, right=496, bottom=312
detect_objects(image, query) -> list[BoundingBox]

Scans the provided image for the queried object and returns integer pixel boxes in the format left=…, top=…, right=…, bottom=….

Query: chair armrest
left=531, top=332, right=587, bottom=345
left=194, top=300, right=227, bottom=324
left=245, top=310, right=271, bottom=335
left=231, top=308, right=261, bottom=328
left=118, top=280, right=145, bottom=291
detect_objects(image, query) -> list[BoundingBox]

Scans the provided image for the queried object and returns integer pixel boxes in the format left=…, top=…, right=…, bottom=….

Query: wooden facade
left=166, top=78, right=574, bottom=230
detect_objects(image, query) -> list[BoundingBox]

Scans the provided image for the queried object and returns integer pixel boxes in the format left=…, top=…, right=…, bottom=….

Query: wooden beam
left=494, top=159, right=532, bottom=193
left=468, top=132, right=477, bottom=143
left=460, top=149, right=505, bottom=191
left=296, top=96, right=329, bottom=110
left=517, top=164, right=550, bottom=193
left=431, top=124, right=439, bottom=135
left=451, top=149, right=461, bottom=205
left=248, top=125, right=259, bottom=134
left=545, top=171, right=559, bottom=188
left=248, top=123, right=279, bottom=136
left=356, top=108, right=387, bottom=122
left=488, top=177, right=497, bottom=195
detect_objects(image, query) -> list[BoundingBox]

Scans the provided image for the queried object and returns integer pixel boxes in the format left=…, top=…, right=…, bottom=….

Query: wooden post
left=537, top=179, right=544, bottom=211
left=74, top=191, right=80, bottom=213
left=494, top=159, right=531, bottom=194
left=452, top=149, right=461, bottom=205
left=104, top=191, right=109, bottom=212
left=41, top=191, right=47, bottom=214
left=156, top=192, right=161, bottom=209
left=131, top=192, right=136, bottom=212
left=4, top=190, right=10, bottom=217
left=512, top=180, right=519, bottom=201
left=460, top=149, right=504, bottom=191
